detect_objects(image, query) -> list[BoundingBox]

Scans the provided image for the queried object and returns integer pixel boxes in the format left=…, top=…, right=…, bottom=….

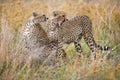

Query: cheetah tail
left=96, top=44, right=112, bottom=51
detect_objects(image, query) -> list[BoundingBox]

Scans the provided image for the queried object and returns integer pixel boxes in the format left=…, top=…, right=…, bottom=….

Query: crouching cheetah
left=21, top=12, right=59, bottom=65
left=47, top=13, right=112, bottom=60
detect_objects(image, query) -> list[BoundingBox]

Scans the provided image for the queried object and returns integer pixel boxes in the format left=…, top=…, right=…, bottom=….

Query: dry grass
left=0, top=0, right=120, bottom=80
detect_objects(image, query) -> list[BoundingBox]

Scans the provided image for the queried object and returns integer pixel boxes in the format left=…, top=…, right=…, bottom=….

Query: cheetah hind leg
left=83, top=34, right=97, bottom=61
left=83, top=33, right=112, bottom=61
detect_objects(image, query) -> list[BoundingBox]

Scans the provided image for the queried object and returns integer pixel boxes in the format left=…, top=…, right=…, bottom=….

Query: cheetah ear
left=32, top=12, right=38, bottom=17
left=62, top=15, right=65, bottom=17
left=53, top=11, right=57, bottom=17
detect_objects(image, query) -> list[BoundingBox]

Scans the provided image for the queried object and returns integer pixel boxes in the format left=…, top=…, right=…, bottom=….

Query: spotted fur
left=47, top=14, right=111, bottom=59
left=21, top=12, right=59, bottom=65
left=22, top=12, right=49, bottom=50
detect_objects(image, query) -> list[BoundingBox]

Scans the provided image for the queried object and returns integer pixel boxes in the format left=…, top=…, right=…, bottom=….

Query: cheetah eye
left=54, top=14, right=57, bottom=17
left=46, top=18, right=49, bottom=20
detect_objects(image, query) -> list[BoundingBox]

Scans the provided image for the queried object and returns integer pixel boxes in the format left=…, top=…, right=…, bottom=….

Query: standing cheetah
left=47, top=14, right=111, bottom=60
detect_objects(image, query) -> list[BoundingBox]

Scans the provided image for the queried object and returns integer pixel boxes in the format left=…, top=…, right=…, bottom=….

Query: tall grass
left=0, top=0, right=120, bottom=80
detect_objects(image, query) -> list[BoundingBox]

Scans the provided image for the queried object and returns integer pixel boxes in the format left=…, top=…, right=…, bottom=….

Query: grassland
left=0, top=0, right=120, bottom=80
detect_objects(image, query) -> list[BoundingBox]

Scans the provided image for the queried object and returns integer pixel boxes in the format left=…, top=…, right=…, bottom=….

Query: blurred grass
left=0, top=0, right=120, bottom=80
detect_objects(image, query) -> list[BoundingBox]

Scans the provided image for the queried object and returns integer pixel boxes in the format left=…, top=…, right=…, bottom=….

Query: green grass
left=0, top=39, right=120, bottom=80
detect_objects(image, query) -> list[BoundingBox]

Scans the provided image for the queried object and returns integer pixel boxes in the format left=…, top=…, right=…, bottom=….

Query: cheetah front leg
left=57, top=42, right=67, bottom=59
left=74, top=36, right=83, bottom=58
left=54, top=42, right=67, bottom=65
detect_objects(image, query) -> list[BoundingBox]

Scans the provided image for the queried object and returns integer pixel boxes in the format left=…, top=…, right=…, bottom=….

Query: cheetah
left=21, top=12, right=59, bottom=65
left=22, top=12, right=49, bottom=50
left=47, top=14, right=111, bottom=60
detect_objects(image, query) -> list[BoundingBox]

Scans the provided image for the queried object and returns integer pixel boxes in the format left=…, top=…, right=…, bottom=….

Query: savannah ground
left=0, top=0, right=120, bottom=80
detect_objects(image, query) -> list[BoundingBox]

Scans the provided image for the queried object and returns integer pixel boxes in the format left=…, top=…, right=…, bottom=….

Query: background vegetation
left=0, top=0, right=120, bottom=80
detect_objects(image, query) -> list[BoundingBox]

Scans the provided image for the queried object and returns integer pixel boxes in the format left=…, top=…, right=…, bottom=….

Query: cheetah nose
left=46, top=18, right=49, bottom=20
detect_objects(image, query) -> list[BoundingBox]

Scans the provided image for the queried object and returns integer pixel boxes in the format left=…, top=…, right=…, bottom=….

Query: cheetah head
left=53, top=14, right=67, bottom=26
left=32, top=12, right=49, bottom=23
left=52, top=11, right=68, bottom=26
left=52, top=11, right=66, bottom=17
left=48, top=14, right=67, bottom=31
